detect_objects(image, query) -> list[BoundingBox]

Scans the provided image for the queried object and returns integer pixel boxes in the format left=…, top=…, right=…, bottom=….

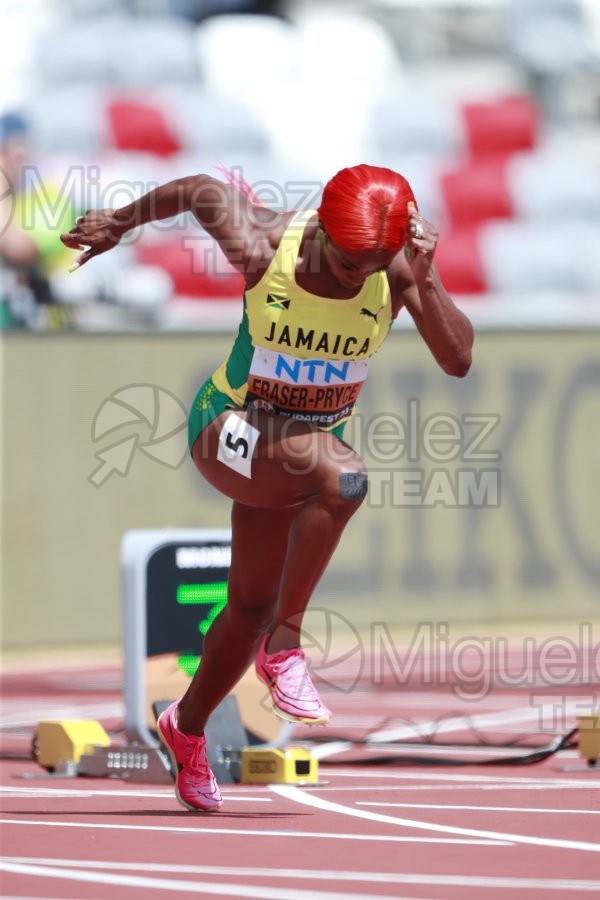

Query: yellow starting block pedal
left=578, top=714, right=600, bottom=766
left=241, top=747, right=318, bottom=784
left=34, top=720, right=111, bottom=771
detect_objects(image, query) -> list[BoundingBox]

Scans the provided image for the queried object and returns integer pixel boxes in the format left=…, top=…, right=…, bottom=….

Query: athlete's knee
left=315, top=456, right=368, bottom=509
left=339, top=469, right=368, bottom=502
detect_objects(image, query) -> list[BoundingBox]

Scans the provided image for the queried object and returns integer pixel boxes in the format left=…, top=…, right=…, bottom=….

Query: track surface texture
left=1, top=650, right=598, bottom=899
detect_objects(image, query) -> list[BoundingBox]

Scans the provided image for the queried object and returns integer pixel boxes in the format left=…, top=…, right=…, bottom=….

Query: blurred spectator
left=0, top=113, right=38, bottom=268
left=1, top=112, right=46, bottom=327
left=0, top=112, right=72, bottom=329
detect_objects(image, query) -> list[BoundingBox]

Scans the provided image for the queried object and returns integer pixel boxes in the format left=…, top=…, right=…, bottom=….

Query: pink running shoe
left=255, top=635, right=332, bottom=725
left=157, top=701, right=223, bottom=811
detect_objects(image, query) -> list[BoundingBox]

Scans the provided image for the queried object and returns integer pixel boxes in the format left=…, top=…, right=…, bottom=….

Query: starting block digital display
left=122, top=529, right=232, bottom=746
left=122, top=529, right=291, bottom=750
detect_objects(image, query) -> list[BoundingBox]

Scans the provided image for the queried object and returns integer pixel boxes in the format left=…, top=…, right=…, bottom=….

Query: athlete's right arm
left=60, top=174, right=277, bottom=274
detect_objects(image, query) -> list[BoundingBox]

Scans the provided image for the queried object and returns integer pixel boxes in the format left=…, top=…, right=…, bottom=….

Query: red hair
left=318, top=164, right=416, bottom=252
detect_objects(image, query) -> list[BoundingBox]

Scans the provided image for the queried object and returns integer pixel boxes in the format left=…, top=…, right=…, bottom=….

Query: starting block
left=578, top=714, right=600, bottom=766
left=34, top=720, right=111, bottom=771
left=33, top=719, right=173, bottom=783
left=241, top=747, right=318, bottom=784
left=33, top=706, right=318, bottom=786
left=77, top=745, right=172, bottom=783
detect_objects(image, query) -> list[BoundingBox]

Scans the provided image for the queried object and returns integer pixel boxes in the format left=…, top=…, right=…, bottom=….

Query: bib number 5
left=225, top=432, right=249, bottom=459
left=217, top=413, right=260, bottom=478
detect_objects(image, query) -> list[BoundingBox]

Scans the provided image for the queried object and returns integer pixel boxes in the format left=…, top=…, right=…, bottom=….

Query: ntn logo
left=274, top=354, right=367, bottom=385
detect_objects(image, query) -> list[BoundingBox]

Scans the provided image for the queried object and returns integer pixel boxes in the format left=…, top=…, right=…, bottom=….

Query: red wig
left=318, top=164, right=416, bottom=252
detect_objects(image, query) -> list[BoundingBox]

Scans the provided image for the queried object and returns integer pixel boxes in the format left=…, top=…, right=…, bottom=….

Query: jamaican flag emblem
left=266, top=293, right=291, bottom=311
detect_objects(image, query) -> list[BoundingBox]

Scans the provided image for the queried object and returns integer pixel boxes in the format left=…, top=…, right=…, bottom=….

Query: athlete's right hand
left=60, top=208, right=125, bottom=271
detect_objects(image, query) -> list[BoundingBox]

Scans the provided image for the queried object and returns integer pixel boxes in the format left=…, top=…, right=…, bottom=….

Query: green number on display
left=176, top=582, right=228, bottom=635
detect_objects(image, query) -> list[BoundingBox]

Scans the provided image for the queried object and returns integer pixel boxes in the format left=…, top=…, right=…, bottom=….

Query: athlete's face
left=322, top=231, right=397, bottom=290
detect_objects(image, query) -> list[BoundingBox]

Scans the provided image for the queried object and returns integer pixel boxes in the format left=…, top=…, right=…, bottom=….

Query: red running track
left=1, top=659, right=599, bottom=899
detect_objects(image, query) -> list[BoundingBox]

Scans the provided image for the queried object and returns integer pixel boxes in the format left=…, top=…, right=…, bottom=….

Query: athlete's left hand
left=60, top=208, right=125, bottom=271
left=404, top=207, right=438, bottom=277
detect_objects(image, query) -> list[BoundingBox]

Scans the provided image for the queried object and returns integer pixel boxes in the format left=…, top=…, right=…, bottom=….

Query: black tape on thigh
left=339, top=471, right=368, bottom=501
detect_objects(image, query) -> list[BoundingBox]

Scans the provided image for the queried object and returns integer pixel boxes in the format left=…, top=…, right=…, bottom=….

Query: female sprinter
left=61, top=164, right=473, bottom=811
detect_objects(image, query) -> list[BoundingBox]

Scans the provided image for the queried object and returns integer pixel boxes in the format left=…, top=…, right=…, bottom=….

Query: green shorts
left=188, top=377, right=347, bottom=451
left=188, top=378, right=237, bottom=451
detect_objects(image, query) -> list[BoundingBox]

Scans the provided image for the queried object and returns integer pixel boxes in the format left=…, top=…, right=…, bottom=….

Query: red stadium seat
left=461, top=94, right=541, bottom=162
left=440, top=158, right=514, bottom=229
left=136, top=240, right=244, bottom=299
left=106, top=97, right=181, bottom=157
left=434, top=227, right=488, bottom=295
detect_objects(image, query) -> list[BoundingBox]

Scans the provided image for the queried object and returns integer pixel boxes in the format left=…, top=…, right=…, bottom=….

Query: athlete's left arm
left=389, top=210, right=473, bottom=377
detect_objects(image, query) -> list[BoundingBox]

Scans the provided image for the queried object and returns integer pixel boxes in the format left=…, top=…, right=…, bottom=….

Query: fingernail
left=68, top=263, right=80, bottom=273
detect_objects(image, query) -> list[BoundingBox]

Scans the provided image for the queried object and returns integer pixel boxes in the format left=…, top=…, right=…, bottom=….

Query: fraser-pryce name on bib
left=245, top=347, right=370, bottom=428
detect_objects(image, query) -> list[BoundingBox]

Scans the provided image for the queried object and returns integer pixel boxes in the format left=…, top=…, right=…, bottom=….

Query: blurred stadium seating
left=1, top=0, right=598, bottom=329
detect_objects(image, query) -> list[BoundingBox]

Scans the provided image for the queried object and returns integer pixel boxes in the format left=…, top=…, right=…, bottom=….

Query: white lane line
left=317, top=704, right=578, bottom=752
left=0, top=819, right=507, bottom=845
left=3, top=784, right=594, bottom=800
left=4, top=780, right=595, bottom=797
left=0, top=702, right=122, bottom=728
left=320, top=770, right=600, bottom=786
left=315, top=736, right=557, bottom=761
left=0, top=860, right=434, bottom=900
left=313, top=741, right=354, bottom=758
left=367, top=706, right=552, bottom=745
left=363, top=745, right=555, bottom=758
left=306, top=784, right=599, bottom=793
left=356, top=803, right=600, bottom=815
left=0, top=787, right=269, bottom=801
left=271, top=786, right=600, bottom=853
left=4, top=858, right=600, bottom=893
